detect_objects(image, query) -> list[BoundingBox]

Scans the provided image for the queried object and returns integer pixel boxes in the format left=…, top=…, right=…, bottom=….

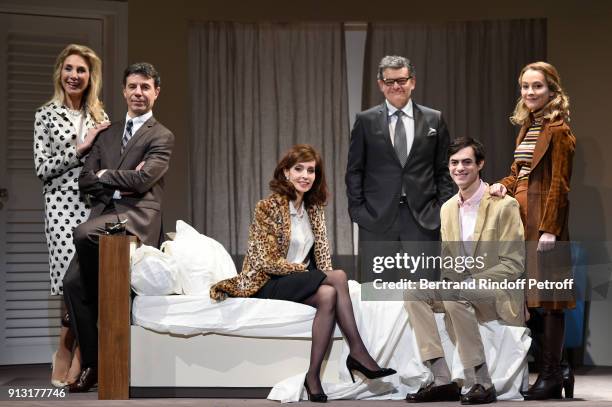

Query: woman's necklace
left=66, top=107, right=83, bottom=117
left=295, top=202, right=304, bottom=219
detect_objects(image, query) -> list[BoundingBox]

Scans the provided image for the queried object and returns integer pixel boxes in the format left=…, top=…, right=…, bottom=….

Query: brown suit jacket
left=79, top=116, right=174, bottom=246
left=210, top=193, right=333, bottom=300
left=440, top=190, right=525, bottom=326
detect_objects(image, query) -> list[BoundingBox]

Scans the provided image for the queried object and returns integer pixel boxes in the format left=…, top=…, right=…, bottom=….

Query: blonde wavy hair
left=49, top=44, right=105, bottom=123
left=510, top=61, right=570, bottom=126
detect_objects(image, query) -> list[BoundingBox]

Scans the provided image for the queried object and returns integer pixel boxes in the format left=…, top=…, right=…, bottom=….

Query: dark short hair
left=448, top=137, right=486, bottom=164
left=123, top=62, right=161, bottom=87
left=377, top=55, right=416, bottom=80
left=270, top=144, right=328, bottom=208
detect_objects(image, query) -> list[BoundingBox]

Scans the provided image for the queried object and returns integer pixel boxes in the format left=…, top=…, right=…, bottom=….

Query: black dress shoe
left=461, top=384, right=497, bottom=405
left=68, top=367, right=97, bottom=393
left=405, top=382, right=460, bottom=403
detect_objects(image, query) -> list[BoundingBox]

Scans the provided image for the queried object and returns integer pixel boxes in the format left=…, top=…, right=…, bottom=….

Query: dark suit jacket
left=79, top=116, right=174, bottom=246
left=346, top=101, right=454, bottom=233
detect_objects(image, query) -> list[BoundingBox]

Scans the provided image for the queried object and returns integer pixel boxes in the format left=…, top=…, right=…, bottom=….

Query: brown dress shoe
left=67, top=367, right=97, bottom=392
left=461, top=384, right=497, bottom=404
left=405, top=382, right=460, bottom=402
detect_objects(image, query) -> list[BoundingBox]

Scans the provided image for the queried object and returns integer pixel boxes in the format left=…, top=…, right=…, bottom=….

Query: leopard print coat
left=210, top=193, right=333, bottom=300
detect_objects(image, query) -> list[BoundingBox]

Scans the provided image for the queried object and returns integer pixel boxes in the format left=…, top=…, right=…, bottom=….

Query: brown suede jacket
left=499, top=118, right=576, bottom=242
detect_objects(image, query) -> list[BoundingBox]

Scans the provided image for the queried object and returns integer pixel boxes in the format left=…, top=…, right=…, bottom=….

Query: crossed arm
left=79, top=130, right=174, bottom=205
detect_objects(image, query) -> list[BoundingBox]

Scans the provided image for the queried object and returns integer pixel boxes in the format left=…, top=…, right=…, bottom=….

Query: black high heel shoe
left=562, top=364, right=575, bottom=398
left=346, top=354, right=396, bottom=383
left=61, top=312, right=71, bottom=328
left=304, top=379, right=327, bottom=403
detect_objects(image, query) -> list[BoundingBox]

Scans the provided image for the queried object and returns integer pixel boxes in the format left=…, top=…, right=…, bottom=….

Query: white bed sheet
left=132, top=281, right=530, bottom=402
left=132, top=294, right=342, bottom=338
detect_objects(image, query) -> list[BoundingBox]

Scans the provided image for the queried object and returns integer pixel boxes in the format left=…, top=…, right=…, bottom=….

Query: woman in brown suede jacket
left=490, top=61, right=576, bottom=400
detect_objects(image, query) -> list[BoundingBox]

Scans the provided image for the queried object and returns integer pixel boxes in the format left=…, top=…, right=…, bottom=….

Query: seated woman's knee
left=316, top=285, right=337, bottom=308
left=328, top=269, right=347, bottom=286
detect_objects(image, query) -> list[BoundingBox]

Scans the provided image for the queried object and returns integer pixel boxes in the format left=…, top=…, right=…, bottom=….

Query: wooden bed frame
left=98, top=234, right=134, bottom=399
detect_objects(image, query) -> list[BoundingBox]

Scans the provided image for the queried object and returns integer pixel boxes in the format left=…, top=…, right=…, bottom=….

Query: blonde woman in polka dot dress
left=33, top=44, right=109, bottom=387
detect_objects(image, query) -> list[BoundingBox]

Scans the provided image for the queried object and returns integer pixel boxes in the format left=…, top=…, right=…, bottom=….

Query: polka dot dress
left=33, top=102, right=108, bottom=295
left=44, top=189, right=90, bottom=295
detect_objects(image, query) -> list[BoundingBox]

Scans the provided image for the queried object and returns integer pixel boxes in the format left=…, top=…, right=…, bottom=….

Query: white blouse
left=65, top=108, right=87, bottom=143
left=286, top=200, right=315, bottom=266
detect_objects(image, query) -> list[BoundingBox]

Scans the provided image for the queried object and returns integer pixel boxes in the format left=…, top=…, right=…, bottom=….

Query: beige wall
left=128, top=0, right=612, bottom=242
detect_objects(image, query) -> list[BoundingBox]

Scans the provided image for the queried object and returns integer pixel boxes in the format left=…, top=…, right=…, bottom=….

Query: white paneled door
left=0, top=12, right=103, bottom=364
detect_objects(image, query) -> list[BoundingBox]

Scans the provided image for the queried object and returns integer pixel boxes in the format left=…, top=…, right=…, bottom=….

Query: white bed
left=130, top=281, right=531, bottom=402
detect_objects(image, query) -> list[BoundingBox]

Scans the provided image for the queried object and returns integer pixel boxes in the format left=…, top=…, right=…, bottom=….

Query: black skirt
left=252, top=262, right=327, bottom=302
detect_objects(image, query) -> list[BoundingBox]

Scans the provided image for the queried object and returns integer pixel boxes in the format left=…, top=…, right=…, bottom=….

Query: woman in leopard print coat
left=211, top=144, right=395, bottom=401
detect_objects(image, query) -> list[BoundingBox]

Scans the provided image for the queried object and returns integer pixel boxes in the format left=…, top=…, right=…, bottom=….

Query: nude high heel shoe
left=51, top=352, right=67, bottom=388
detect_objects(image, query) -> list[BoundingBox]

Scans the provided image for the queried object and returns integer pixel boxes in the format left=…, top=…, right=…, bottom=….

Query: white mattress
left=131, top=281, right=530, bottom=402
left=132, top=295, right=342, bottom=338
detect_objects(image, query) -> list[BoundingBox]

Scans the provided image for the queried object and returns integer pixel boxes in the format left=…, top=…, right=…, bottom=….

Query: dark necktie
left=394, top=110, right=407, bottom=166
left=121, top=119, right=134, bottom=154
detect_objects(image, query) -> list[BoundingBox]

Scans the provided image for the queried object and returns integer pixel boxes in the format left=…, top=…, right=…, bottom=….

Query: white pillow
left=131, top=244, right=180, bottom=295
left=162, top=220, right=237, bottom=295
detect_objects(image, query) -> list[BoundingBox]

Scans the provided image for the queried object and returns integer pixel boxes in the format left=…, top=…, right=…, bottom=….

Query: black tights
left=302, top=270, right=379, bottom=393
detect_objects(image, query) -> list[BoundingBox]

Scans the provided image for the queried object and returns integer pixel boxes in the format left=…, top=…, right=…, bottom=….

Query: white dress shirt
left=286, top=200, right=315, bottom=266
left=124, top=110, right=153, bottom=139
left=386, top=99, right=415, bottom=159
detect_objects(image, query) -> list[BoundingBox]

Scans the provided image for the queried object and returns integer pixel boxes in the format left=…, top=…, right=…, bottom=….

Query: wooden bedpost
left=98, top=234, right=137, bottom=400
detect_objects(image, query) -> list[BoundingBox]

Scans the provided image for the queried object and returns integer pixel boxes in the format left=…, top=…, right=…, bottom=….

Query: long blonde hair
left=510, top=61, right=570, bottom=126
left=49, top=44, right=105, bottom=123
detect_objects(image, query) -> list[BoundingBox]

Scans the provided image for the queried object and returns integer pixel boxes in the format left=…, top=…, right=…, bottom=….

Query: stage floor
left=1, top=364, right=611, bottom=406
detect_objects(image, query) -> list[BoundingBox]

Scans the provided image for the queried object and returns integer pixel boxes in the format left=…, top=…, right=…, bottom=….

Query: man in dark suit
left=346, top=55, right=453, bottom=277
left=63, top=62, right=174, bottom=392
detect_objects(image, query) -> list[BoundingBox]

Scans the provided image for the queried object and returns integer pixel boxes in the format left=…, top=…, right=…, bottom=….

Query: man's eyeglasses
left=382, top=77, right=412, bottom=87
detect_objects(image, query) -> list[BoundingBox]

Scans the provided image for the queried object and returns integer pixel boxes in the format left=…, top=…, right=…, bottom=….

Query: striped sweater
left=514, top=111, right=544, bottom=181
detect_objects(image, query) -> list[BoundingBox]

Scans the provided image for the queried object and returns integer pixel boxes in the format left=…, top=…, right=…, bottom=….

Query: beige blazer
left=440, top=189, right=525, bottom=326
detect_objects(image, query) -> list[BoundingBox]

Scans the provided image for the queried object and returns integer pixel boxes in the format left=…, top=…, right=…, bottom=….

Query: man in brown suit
left=405, top=138, right=524, bottom=404
left=63, top=62, right=174, bottom=392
